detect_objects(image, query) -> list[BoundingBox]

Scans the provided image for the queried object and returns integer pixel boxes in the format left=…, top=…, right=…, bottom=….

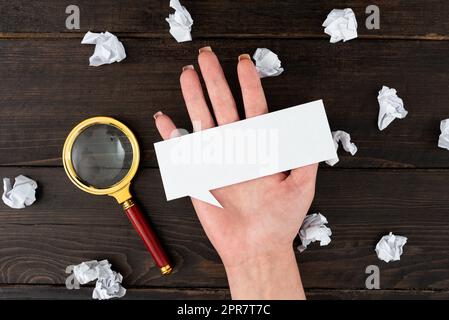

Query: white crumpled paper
left=297, top=213, right=332, bottom=252
left=166, top=0, right=193, bottom=43
left=2, top=175, right=37, bottom=209
left=438, top=118, right=449, bottom=150
left=71, top=260, right=126, bottom=300
left=377, top=86, right=408, bottom=131
left=326, top=130, right=358, bottom=166
left=375, top=232, right=407, bottom=263
left=81, top=31, right=126, bottom=67
left=322, top=8, right=358, bottom=43
left=252, top=48, right=284, bottom=78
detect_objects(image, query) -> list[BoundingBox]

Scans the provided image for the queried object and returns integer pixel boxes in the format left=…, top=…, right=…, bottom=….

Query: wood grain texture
left=1, top=286, right=448, bottom=300
left=1, top=1, right=449, bottom=39
left=1, top=39, right=449, bottom=168
left=0, top=286, right=230, bottom=300
left=307, top=289, right=449, bottom=300
left=1, top=0, right=448, bottom=300
left=0, top=167, right=448, bottom=290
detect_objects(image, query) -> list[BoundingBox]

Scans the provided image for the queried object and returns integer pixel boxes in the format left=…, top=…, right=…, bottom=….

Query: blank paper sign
left=154, top=100, right=337, bottom=207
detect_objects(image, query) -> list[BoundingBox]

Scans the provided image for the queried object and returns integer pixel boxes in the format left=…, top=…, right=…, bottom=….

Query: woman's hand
left=154, top=46, right=318, bottom=299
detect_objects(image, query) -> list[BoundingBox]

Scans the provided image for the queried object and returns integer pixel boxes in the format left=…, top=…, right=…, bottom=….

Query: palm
left=155, top=48, right=317, bottom=268
left=192, top=167, right=316, bottom=267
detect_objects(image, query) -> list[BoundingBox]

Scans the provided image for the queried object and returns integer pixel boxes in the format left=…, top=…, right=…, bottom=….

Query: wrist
left=224, top=246, right=305, bottom=300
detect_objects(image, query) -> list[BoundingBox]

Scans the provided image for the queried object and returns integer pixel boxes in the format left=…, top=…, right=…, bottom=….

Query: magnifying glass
left=62, top=117, right=172, bottom=275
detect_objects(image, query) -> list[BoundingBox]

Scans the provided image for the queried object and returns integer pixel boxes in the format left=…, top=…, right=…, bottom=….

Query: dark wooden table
left=1, top=0, right=449, bottom=300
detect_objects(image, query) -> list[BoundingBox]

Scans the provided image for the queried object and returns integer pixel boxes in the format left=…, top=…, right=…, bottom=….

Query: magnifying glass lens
left=71, top=124, right=133, bottom=188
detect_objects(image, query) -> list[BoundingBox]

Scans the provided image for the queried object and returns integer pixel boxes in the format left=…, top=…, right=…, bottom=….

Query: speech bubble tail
left=190, top=191, right=223, bottom=208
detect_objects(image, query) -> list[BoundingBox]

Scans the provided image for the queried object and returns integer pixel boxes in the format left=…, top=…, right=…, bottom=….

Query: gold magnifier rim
left=62, top=116, right=140, bottom=198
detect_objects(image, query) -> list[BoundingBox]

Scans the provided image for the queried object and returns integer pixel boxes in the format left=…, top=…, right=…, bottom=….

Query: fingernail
left=238, top=54, right=251, bottom=62
left=153, top=111, right=163, bottom=120
left=199, top=46, right=212, bottom=54
left=182, top=65, right=195, bottom=72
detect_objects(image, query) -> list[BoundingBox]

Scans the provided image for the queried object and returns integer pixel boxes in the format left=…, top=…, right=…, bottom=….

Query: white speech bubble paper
left=154, top=100, right=336, bottom=208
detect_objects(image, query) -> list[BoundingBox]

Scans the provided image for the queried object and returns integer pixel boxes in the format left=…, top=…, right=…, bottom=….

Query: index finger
left=237, top=54, right=268, bottom=118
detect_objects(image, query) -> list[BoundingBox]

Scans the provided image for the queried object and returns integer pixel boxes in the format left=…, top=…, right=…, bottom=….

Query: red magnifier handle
left=122, top=199, right=172, bottom=275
